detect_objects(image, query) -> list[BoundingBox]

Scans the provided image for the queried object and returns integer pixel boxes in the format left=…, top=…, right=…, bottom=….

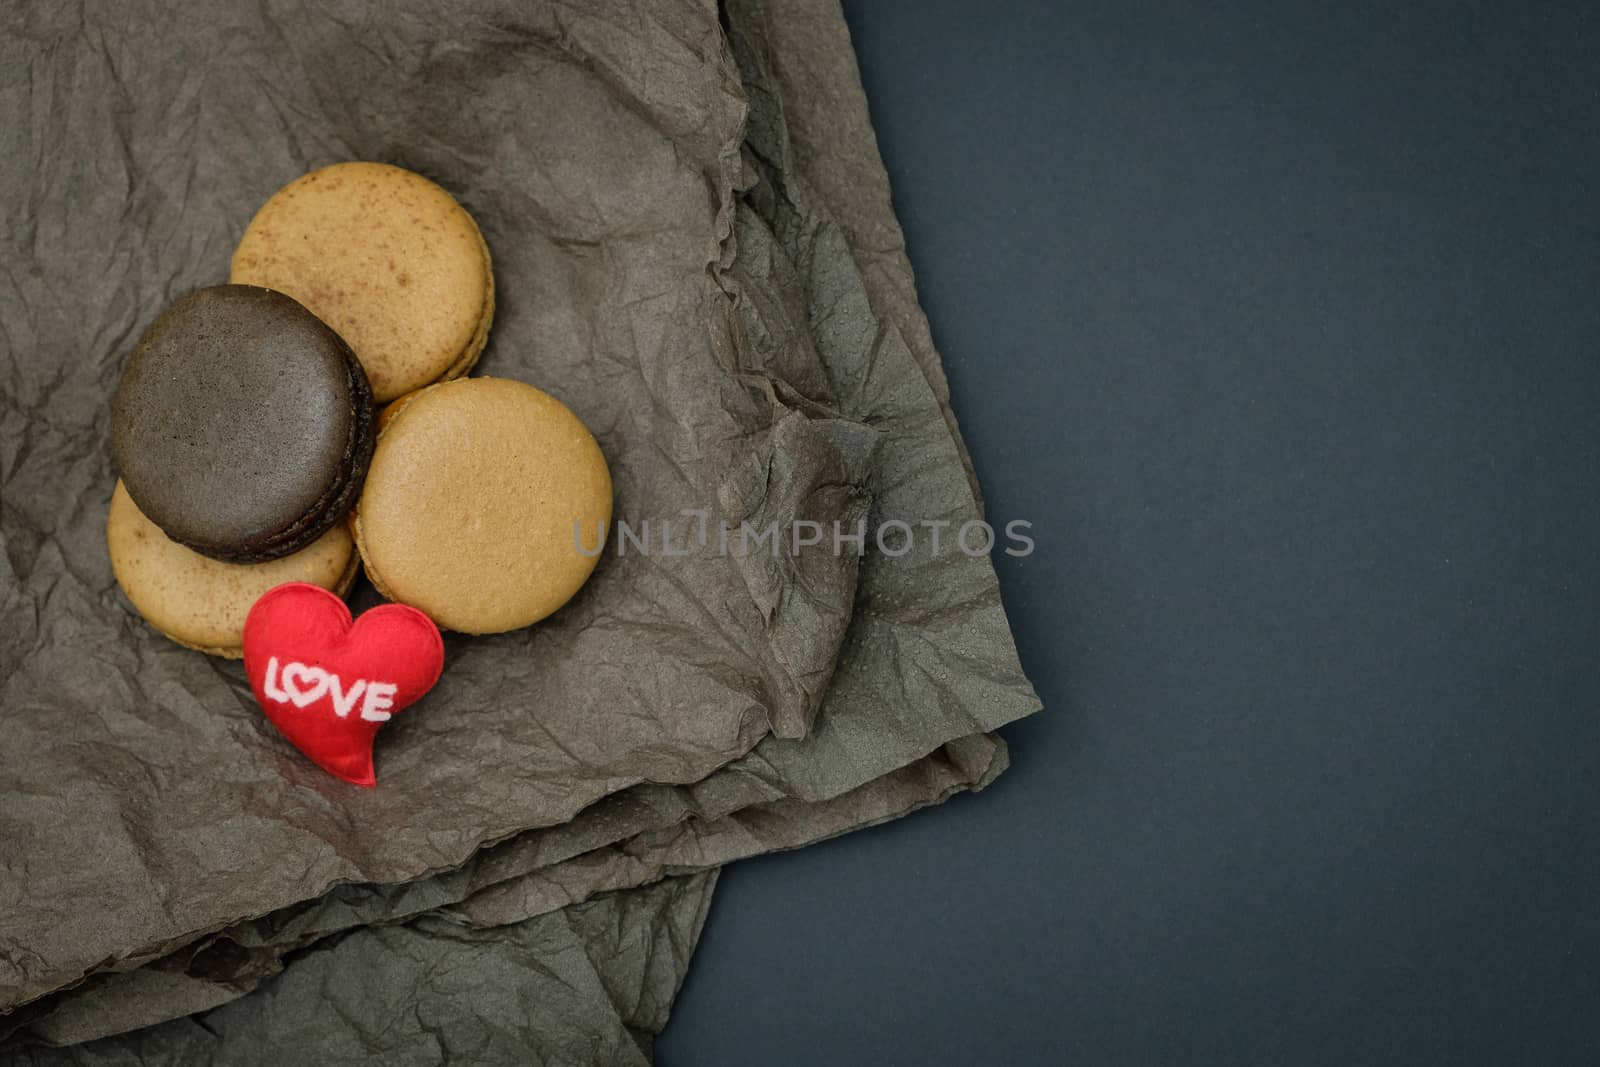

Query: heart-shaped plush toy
left=243, top=582, right=443, bottom=786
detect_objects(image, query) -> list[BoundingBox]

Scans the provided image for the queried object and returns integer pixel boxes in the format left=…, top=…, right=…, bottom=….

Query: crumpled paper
left=21, top=873, right=722, bottom=1066
left=0, top=0, right=1041, bottom=1059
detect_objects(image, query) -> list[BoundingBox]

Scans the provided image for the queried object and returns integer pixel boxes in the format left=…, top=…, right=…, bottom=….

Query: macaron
left=112, top=285, right=376, bottom=564
left=354, top=377, right=611, bottom=634
left=230, top=162, right=494, bottom=403
left=107, top=481, right=358, bottom=658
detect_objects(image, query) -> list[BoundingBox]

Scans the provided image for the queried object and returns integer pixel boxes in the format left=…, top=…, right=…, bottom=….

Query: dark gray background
left=659, top=1, right=1600, bottom=1062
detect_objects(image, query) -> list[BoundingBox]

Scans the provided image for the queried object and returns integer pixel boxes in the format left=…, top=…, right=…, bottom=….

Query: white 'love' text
left=261, top=656, right=397, bottom=722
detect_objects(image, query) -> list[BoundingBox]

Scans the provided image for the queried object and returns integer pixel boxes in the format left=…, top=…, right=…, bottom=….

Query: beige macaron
left=107, top=481, right=358, bottom=658
left=230, top=161, right=494, bottom=403
left=354, top=377, right=612, bottom=634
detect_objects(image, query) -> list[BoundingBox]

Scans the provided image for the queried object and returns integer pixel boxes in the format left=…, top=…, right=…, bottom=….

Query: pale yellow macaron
left=354, top=377, right=612, bottom=634
left=230, top=161, right=494, bottom=403
left=107, top=481, right=358, bottom=658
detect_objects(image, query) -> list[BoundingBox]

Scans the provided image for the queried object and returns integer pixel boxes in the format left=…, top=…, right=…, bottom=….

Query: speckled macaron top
left=111, top=284, right=376, bottom=564
left=354, top=377, right=611, bottom=634
left=230, top=162, right=494, bottom=403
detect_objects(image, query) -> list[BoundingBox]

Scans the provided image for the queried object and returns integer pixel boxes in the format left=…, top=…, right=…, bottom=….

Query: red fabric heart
left=243, top=582, right=443, bottom=786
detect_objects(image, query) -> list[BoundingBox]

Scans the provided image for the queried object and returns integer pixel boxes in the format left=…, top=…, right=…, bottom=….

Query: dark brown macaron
left=112, top=285, right=376, bottom=564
